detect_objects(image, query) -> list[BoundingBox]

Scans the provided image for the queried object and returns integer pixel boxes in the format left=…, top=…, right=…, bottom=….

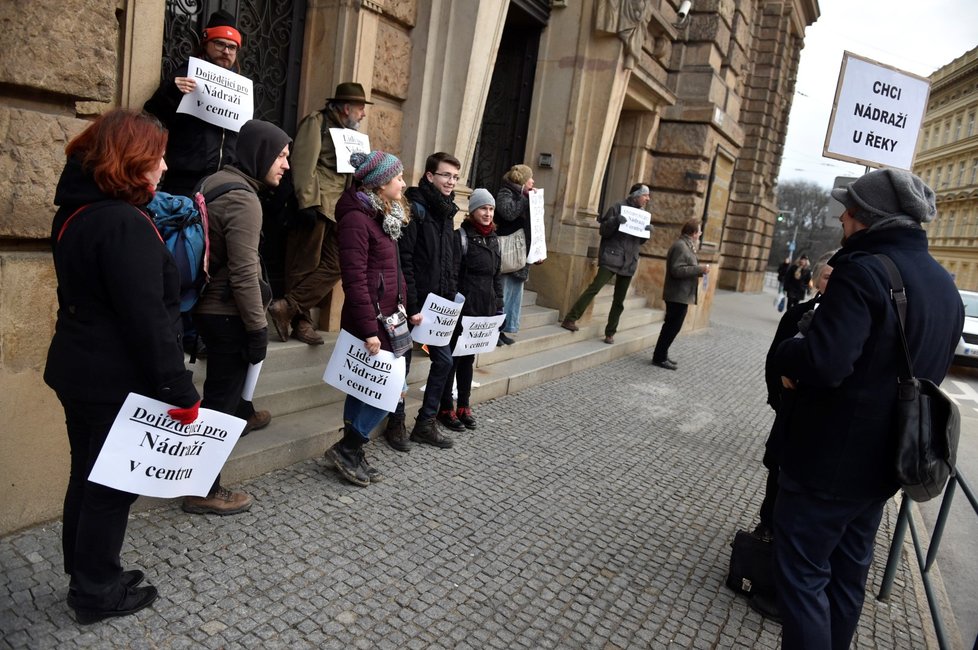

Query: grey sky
left=777, top=0, right=978, bottom=189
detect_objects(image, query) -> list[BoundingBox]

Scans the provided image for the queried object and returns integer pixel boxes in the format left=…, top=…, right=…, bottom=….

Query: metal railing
left=878, top=470, right=978, bottom=649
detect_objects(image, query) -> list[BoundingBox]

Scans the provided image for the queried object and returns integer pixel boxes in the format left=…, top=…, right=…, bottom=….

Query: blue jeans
left=501, top=274, right=524, bottom=333
left=343, top=396, right=390, bottom=442
left=418, top=343, right=454, bottom=421
left=773, top=473, right=886, bottom=650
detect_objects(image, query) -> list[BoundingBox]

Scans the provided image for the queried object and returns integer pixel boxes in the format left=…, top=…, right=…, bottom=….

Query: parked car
left=954, top=290, right=978, bottom=367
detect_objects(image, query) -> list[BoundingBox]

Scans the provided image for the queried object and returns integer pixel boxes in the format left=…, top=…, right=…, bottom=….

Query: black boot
left=456, top=406, right=477, bottom=430
left=383, top=414, right=410, bottom=452
left=410, top=417, right=454, bottom=448
left=325, top=425, right=370, bottom=486
left=360, top=451, right=383, bottom=482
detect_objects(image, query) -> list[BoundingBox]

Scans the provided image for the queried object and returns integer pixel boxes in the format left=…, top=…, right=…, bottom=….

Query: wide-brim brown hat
left=327, top=82, right=374, bottom=105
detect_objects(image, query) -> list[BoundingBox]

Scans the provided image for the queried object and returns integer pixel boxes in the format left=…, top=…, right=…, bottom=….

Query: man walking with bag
left=772, top=169, right=962, bottom=649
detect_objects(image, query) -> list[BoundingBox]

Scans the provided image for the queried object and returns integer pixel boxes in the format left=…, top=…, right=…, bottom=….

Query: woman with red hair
left=45, top=109, right=200, bottom=624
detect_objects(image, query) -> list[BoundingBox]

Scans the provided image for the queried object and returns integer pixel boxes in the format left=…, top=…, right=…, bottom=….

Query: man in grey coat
left=651, top=219, right=709, bottom=369
left=561, top=183, right=652, bottom=344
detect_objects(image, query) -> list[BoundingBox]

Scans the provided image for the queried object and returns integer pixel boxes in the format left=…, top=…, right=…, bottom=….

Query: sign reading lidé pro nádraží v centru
left=823, top=51, right=930, bottom=171
left=177, top=57, right=254, bottom=132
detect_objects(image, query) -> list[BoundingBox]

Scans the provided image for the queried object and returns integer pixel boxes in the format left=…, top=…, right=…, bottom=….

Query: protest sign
left=411, top=293, right=465, bottom=346
left=526, top=188, right=548, bottom=264
left=88, top=393, right=244, bottom=498
left=323, top=329, right=406, bottom=412
left=330, top=129, right=371, bottom=173
left=618, top=205, right=652, bottom=239
left=823, top=51, right=930, bottom=170
left=176, top=57, right=254, bottom=132
left=452, top=314, right=506, bottom=356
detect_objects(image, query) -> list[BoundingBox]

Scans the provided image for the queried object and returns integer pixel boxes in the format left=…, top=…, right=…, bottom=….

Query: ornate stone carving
left=594, top=0, right=654, bottom=70
left=372, top=20, right=411, bottom=101
left=368, top=104, right=403, bottom=157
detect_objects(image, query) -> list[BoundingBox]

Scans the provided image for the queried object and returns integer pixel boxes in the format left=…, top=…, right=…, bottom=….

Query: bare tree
left=769, top=180, right=842, bottom=268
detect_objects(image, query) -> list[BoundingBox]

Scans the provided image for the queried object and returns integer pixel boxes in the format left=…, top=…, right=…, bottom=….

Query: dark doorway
left=469, top=1, right=548, bottom=194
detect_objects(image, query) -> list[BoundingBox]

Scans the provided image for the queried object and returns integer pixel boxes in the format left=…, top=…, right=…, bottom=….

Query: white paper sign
left=618, top=205, right=652, bottom=239
left=176, top=57, right=254, bottom=132
left=330, top=129, right=371, bottom=173
left=323, top=329, right=406, bottom=412
left=411, top=292, right=465, bottom=346
left=823, top=51, right=931, bottom=170
left=452, top=314, right=506, bottom=356
left=526, top=188, right=548, bottom=264
left=88, top=393, right=245, bottom=498
left=241, top=361, right=263, bottom=401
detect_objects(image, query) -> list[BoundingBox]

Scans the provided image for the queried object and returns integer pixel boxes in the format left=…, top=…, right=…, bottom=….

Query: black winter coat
left=401, top=185, right=459, bottom=315
left=775, top=227, right=963, bottom=499
left=336, top=187, right=405, bottom=351
left=44, top=158, right=199, bottom=408
left=456, top=222, right=503, bottom=318
left=143, top=61, right=238, bottom=197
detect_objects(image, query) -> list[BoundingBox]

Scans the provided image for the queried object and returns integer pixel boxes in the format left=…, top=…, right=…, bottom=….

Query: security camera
left=677, top=0, right=692, bottom=23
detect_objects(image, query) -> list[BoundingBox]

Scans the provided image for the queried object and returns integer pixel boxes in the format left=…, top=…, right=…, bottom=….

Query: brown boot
left=560, top=319, right=579, bottom=332
left=182, top=486, right=253, bottom=515
left=268, top=299, right=295, bottom=342
left=292, top=319, right=324, bottom=345
left=384, top=414, right=410, bottom=452
left=410, top=417, right=454, bottom=449
left=242, top=410, right=271, bottom=436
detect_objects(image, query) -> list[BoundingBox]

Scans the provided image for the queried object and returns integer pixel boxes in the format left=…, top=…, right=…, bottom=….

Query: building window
left=972, top=157, right=978, bottom=185
left=944, top=120, right=952, bottom=144
left=936, top=166, right=944, bottom=188
left=923, top=126, right=931, bottom=149
left=955, top=115, right=964, bottom=141
left=968, top=111, right=976, bottom=137
left=958, top=161, right=967, bottom=187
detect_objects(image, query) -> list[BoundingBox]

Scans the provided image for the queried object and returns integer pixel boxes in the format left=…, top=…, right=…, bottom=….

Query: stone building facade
left=913, top=46, right=978, bottom=290
left=0, top=0, right=817, bottom=534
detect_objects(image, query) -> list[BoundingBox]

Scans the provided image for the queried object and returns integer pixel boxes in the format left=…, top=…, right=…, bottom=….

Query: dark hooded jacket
left=143, top=61, right=239, bottom=197
left=400, top=179, right=459, bottom=315
left=775, top=226, right=963, bottom=499
left=456, top=220, right=503, bottom=318
left=598, top=199, right=646, bottom=278
left=44, top=158, right=199, bottom=407
left=336, top=186, right=405, bottom=351
left=194, top=120, right=291, bottom=331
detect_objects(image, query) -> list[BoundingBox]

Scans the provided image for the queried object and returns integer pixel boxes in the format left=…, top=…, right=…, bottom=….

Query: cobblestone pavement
left=1, top=295, right=931, bottom=649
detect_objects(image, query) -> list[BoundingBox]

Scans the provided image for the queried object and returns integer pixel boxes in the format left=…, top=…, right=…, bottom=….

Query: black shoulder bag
left=875, top=254, right=960, bottom=502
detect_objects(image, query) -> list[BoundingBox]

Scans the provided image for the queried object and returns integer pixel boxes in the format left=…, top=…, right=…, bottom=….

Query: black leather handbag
left=876, top=254, right=960, bottom=503
left=725, top=530, right=776, bottom=598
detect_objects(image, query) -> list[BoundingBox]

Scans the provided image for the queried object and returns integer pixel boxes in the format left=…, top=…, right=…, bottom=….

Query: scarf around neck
left=358, top=190, right=406, bottom=240
left=418, top=177, right=457, bottom=220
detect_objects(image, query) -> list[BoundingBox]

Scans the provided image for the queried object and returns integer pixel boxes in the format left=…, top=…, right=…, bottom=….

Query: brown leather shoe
left=603, top=335, right=614, bottom=344
left=242, top=410, right=271, bottom=436
left=292, top=319, right=324, bottom=345
left=561, top=319, right=579, bottom=332
left=268, top=299, right=295, bottom=342
left=182, top=486, right=253, bottom=515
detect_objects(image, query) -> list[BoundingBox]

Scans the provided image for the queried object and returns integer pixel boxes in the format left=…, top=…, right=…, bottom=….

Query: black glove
left=644, top=224, right=653, bottom=231
left=617, top=215, right=627, bottom=225
left=290, top=206, right=320, bottom=230
left=797, top=309, right=816, bottom=335
left=245, top=327, right=268, bottom=364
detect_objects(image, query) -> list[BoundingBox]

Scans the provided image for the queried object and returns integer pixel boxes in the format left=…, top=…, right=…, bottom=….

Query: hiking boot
left=560, top=319, right=579, bottom=332
left=292, top=319, right=324, bottom=345
left=383, top=414, right=410, bottom=452
left=242, top=410, right=271, bottom=436
left=71, top=584, right=159, bottom=625
left=268, top=298, right=295, bottom=342
left=325, top=441, right=370, bottom=487
left=456, top=406, right=477, bottom=430
left=359, top=451, right=383, bottom=483
left=181, top=486, right=253, bottom=515
left=410, top=418, right=454, bottom=449
left=436, top=409, right=466, bottom=432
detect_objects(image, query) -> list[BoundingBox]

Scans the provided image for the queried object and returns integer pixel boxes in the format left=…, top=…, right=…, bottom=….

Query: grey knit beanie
left=468, top=188, right=495, bottom=212
left=830, top=169, right=936, bottom=225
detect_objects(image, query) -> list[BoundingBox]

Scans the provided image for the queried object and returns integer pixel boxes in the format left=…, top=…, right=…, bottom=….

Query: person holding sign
left=495, top=164, right=536, bottom=345
left=438, top=189, right=503, bottom=430
left=45, top=110, right=201, bottom=623
left=269, top=82, right=373, bottom=346
left=185, top=120, right=292, bottom=514
left=651, top=219, right=708, bottom=370
left=327, top=150, right=415, bottom=486
left=143, top=10, right=243, bottom=198
left=561, top=183, right=652, bottom=344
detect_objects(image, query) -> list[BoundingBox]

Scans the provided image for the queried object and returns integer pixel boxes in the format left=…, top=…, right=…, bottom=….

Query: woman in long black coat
left=46, top=109, right=200, bottom=624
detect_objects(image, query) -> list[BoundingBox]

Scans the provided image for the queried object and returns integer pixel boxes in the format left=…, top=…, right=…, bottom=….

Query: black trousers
left=61, top=397, right=139, bottom=608
left=194, top=313, right=251, bottom=494
left=652, top=301, right=689, bottom=362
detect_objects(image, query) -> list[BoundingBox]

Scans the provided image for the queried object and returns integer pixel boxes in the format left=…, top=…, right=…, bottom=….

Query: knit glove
left=617, top=215, right=627, bottom=224
left=245, top=327, right=268, bottom=364
left=291, top=206, right=320, bottom=230
left=168, top=400, right=200, bottom=425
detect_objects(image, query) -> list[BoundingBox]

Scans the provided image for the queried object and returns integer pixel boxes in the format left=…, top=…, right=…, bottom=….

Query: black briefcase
left=725, top=530, right=776, bottom=598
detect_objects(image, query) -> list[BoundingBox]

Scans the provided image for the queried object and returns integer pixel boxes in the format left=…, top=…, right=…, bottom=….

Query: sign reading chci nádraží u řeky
left=823, top=51, right=931, bottom=171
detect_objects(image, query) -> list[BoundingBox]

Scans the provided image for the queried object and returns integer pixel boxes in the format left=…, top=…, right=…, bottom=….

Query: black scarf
left=417, top=177, right=457, bottom=221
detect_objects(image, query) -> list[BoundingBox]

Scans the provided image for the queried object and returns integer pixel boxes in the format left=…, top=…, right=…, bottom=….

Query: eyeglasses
left=209, top=40, right=239, bottom=54
left=432, top=172, right=461, bottom=182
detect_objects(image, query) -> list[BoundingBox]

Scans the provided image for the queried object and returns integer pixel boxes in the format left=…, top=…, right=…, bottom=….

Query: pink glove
left=168, top=400, right=200, bottom=425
